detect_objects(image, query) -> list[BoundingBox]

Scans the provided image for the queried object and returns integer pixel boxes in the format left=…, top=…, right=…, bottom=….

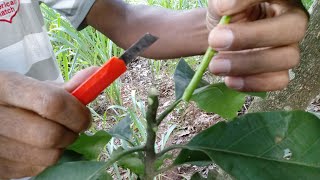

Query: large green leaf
left=68, top=131, right=112, bottom=160
left=109, top=115, right=133, bottom=142
left=174, top=59, right=209, bottom=100
left=58, top=150, right=86, bottom=164
left=110, top=148, right=144, bottom=176
left=175, top=111, right=320, bottom=179
left=34, top=161, right=111, bottom=180
left=118, top=153, right=144, bottom=176
left=174, top=60, right=265, bottom=119
left=191, top=83, right=246, bottom=119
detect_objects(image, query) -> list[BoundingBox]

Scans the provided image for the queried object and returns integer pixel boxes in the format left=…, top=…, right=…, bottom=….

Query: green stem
left=156, top=99, right=182, bottom=125
left=182, top=47, right=217, bottom=102
left=182, top=16, right=231, bottom=102
left=156, top=164, right=176, bottom=175
left=104, top=146, right=146, bottom=167
left=144, top=88, right=160, bottom=180
left=154, top=145, right=189, bottom=176
left=90, top=145, right=145, bottom=179
left=157, top=144, right=188, bottom=158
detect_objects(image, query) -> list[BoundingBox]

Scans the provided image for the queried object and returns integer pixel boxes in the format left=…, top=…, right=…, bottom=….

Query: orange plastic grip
left=72, top=57, right=127, bottom=105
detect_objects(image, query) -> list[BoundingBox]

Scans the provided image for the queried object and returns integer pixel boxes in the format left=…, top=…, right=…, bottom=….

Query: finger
left=0, top=105, right=77, bottom=148
left=64, top=66, right=100, bottom=92
left=208, top=9, right=308, bottom=51
left=0, top=158, right=45, bottom=179
left=0, top=136, right=62, bottom=166
left=211, top=0, right=306, bottom=16
left=0, top=72, right=92, bottom=133
left=210, top=0, right=265, bottom=16
left=225, top=71, right=290, bottom=92
left=209, top=44, right=300, bottom=76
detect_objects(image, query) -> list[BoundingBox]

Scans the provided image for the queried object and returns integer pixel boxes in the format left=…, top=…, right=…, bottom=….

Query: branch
left=157, top=144, right=188, bottom=158
left=105, top=146, right=146, bottom=168
left=156, top=99, right=182, bottom=125
left=144, top=87, right=160, bottom=179
left=91, top=145, right=145, bottom=178
left=156, top=164, right=176, bottom=175
left=182, top=16, right=231, bottom=102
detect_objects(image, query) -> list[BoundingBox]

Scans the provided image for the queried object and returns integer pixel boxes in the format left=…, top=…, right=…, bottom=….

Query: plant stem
left=144, top=88, right=160, bottom=180
left=182, top=47, right=216, bottom=102
left=156, top=99, right=182, bottom=125
left=104, top=146, right=146, bottom=168
left=182, top=16, right=231, bottom=102
left=156, top=164, right=176, bottom=175
left=90, top=145, right=145, bottom=179
left=157, top=144, right=188, bottom=158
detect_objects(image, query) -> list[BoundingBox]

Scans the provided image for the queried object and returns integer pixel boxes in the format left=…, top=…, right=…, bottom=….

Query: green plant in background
left=303, top=0, right=314, bottom=8
left=42, top=4, right=123, bottom=108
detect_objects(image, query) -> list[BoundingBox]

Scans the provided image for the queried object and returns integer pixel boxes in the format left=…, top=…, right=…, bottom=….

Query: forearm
left=85, top=0, right=209, bottom=59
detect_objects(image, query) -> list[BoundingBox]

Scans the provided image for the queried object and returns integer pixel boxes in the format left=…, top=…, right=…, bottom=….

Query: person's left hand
left=206, top=0, right=309, bottom=92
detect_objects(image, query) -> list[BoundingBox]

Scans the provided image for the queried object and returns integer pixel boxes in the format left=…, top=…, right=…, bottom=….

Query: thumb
left=63, top=66, right=100, bottom=92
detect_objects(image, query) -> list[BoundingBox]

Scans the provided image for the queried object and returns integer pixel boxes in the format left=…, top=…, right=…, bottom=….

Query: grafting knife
left=72, top=33, right=158, bottom=105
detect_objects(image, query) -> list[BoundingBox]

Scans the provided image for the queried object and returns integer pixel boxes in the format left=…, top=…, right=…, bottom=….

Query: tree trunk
left=249, top=0, right=320, bottom=112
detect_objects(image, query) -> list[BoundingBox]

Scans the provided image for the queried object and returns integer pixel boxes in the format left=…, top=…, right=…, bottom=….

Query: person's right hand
left=0, top=67, right=98, bottom=179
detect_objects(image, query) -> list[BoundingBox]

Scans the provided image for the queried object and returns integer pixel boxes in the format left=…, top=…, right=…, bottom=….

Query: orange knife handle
left=72, top=57, right=127, bottom=105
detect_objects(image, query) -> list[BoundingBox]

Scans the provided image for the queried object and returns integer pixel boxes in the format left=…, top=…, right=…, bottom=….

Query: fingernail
left=209, top=59, right=231, bottom=76
left=209, top=28, right=234, bottom=50
left=225, top=77, right=244, bottom=90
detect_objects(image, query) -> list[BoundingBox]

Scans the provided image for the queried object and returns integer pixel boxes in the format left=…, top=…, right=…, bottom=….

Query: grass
left=302, top=0, right=314, bottom=9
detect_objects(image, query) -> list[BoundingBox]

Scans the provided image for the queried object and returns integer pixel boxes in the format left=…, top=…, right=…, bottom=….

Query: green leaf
left=155, top=154, right=174, bottom=170
left=109, top=115, right=133, bottom=142
left=175, top=111, right=320, bottom=179
left=68, top=131, right=112, bottom=160
left=58, top=150, right=86, bottom=164
left=310, top=111, right=320, bottom=119
left=34, top=161, right=111, bottom=180
left=191, top=83, right=246, bottom=119
left=174, top=59, right=209, bottom=100
left=112, top=148, right=144, bottom=176
left=118, top=154, right=144, bottom=176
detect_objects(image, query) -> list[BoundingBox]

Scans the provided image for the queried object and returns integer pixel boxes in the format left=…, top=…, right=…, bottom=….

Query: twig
left=182, top=16, right=231, bottom=102
left=144, top=88, right=160, bottom=179
left=157, top=144, right=188, bottom=158
left=156, top=164, right=176, bottom=175
left=104, top=146, right=146, bottom=167
left=156, top=99, right=182, bottom=125
left=90, top=146, right=145, bottom=179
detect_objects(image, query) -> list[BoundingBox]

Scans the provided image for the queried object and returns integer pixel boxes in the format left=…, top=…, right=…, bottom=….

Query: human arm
left=84, top=0, right=209, bottom=59
left=84, top=0, right=308, bottom=92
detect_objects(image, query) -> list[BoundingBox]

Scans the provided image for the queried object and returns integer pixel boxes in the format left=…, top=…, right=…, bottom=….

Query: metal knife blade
left=120, top=33, right=159, bottom=65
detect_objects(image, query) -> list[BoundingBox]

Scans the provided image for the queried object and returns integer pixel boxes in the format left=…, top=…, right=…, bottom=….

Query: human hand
left=0, top=67, right=98, bottom=179
left=207, top=0, right=308, bottom=91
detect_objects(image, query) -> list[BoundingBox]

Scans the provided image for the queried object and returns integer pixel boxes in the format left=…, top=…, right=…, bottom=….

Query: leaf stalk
left=182, top=16, right=231, bottom=102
